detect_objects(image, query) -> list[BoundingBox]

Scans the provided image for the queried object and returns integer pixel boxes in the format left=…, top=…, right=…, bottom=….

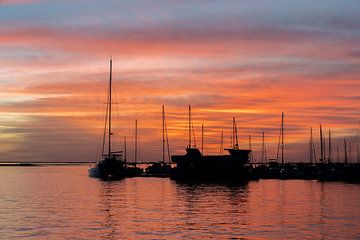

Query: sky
left=0, top=0, right=359, bottom=163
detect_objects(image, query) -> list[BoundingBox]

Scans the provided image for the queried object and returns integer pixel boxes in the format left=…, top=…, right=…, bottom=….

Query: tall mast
left=124, top=136, right=127, bottom=166
left=310, top=127, right=313, bottom=164
left=135, top=119, right=138, bottom=166
left=249, top=134, right=253, bottom=163
left=231, top=117, right=234, bottom=147
left=219, top=131, right=224, bottom=155
left=165, top=113, right=171, bottom=163
left=108, top=58, right=112, bottom=156
left=281, top=112, right=284, bottom=165
left=201, top=123, right=204, bottom=153
left=162, top=105, right=165, bottom=163
left=323, top=131, right=326, bottom=161
left=235, top=118, right=239, bottom=149
left=328, top=130, right=331, bottom=163
left=320, top=124, right=323, bottom=163
left=344, top=138, right=348, bottom=164
left=313, top=134, right=317, bottom=164
left=261, top=131, right=265, bottom=164
left=232, top=117, right=238, bottom=149
left=188, top=105, right=191, bottom=148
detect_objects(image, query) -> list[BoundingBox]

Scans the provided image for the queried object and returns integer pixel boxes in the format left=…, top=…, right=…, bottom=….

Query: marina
left=1, top=165, right=360, bottom=239
left=1, top=1, right=360, bottom=239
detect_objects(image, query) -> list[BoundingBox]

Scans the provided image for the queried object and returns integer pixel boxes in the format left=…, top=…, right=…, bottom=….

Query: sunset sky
left=0, top=0, right=359, bottom=162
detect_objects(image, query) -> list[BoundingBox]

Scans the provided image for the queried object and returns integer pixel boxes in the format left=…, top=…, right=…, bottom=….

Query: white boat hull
left=88, top=165, right=102, bottom=178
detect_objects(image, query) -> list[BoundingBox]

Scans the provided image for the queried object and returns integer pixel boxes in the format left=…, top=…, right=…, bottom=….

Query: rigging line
left=191, top=113, right=197, bottom=147
left=96, top=90, right=108, bottom=161
left=165, top=114, right=171, bottom=163
left=112, top=77, right=121, bottom=119
left=137, top=130, right=141, bottom=163
left=219, top=131, right=224, bottom=156
left=102, top=87, right=110, bottom=156
left=276, top=121, right=281, bottom=162
left=234, top=119, right=239, bottom=149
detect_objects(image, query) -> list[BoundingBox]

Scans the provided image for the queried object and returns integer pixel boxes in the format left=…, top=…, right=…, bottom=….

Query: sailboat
left=88, top=59, right=127, bottom=180
left=145, top=105, right=172, bottom=176
left=125, top=119, right=144, bottom=176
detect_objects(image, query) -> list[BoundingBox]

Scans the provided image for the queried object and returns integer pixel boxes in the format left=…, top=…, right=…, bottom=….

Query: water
left=0, top=165, right=359, bottom=239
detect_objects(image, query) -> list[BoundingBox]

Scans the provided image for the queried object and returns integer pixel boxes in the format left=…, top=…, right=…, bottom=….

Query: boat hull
left=88, top=159, right=127, bottom=180
left=171, top=148, right=254, bottom=181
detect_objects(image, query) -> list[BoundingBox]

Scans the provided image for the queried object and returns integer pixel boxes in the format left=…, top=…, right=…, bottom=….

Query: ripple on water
left=0, top=166, right=359, bottom=239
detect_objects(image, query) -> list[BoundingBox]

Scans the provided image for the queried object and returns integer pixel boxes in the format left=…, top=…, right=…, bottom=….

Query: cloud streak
left=0, top=0, right=359, bottom=162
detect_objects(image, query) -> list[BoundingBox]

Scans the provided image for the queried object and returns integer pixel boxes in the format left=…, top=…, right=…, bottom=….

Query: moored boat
left=170, top=107, right=253, bottom=181
left=88, top=59, right=127, bottom=180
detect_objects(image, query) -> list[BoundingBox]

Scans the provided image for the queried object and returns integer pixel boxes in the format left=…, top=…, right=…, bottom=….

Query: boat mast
left=281, top=112, right=284, bottom=165
left=108, top=58, right=112, bottom=157
left=188, top=105, right=191, bottom=148
left=135, top=119, right=138, bottom=166
left=249, top=134, right=253, bottom=163
left=232, top=117, right=239, bottom=149
left=235, top=119, right=239, bottom=149
left=165, top=112, right=171, bottom=163
left=124, top=136, right=127, bottom=166
left=261, top=131, right=265, bottom=164
left=320, top=124, right=323, bottom=164
left=162, top=105, right=165, bottom=163
left=310, top=127, right=313, bottom=164
left=201, top=123, right=204, bottom=153
left=344, top=138, right=348, bottom=164
left=219, top=131, right=224, bottom=155
left=231, top=117, right=234, bottom=148
left=328, top=130, right=331, bottom=163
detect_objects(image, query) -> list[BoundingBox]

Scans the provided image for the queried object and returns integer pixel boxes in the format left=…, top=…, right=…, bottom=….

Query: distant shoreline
left=0, top=162, right=91, bottom=167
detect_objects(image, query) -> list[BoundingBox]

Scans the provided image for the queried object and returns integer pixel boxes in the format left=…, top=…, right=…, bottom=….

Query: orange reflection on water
left=0, top=165, right=360, bottom=239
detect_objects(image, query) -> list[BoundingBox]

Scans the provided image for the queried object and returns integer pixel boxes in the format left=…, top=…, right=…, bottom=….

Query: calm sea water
left=0, top=165, right=359, bottom=240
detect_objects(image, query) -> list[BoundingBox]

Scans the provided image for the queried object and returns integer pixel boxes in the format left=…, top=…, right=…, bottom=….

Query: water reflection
left=0, top=166, right=359, bottom=239
left=172, top=181, right=250, bottom=238
left=99, top=182, right=116, bottom=240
